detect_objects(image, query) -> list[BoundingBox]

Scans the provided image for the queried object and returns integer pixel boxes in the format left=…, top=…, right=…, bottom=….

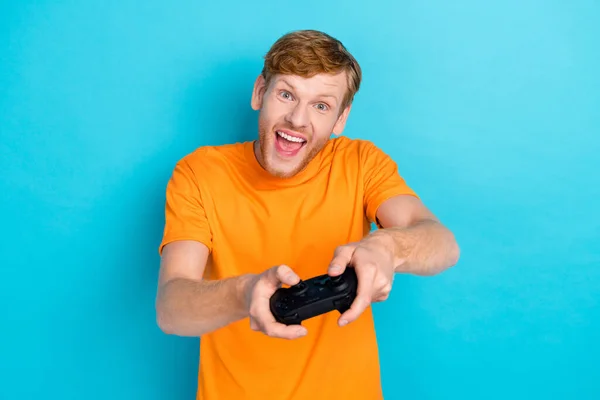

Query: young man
left=156, top=30, right=459, bottom=400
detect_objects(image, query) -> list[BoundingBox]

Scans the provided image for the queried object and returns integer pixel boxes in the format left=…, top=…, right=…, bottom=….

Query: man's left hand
left=327, top=233, right=398, bottom=327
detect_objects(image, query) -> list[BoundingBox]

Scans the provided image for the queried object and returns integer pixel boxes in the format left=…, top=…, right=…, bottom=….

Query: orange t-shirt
left=159, top=135, right=418, bottom=400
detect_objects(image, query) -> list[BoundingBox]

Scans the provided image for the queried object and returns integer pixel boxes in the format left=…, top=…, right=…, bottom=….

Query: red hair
left=262, top=30, right=362, bottom=110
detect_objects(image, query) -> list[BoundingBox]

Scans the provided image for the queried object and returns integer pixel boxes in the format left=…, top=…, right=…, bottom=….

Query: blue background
left=1, top=1, right=599, bottom=399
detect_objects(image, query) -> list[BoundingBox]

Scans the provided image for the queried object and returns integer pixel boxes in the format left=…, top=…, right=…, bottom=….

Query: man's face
left=251, top=71, right=352, bottom=178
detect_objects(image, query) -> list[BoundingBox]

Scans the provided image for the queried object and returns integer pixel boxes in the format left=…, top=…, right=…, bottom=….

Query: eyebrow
left=279, top=79, right=339, bottom=103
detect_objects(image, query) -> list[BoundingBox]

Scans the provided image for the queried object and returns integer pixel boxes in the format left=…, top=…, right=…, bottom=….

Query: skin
left=250, top=72, right=351, bottom=178
left=327, top=195, right=460, bottom=327
left=155, top=70, right=460, bottom=340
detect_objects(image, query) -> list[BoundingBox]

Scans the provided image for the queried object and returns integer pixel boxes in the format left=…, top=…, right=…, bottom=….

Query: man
left=155, top=29, right=459, bottom=400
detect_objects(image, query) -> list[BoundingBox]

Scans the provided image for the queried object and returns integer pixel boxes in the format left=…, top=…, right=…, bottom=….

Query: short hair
left=261, top=30, right=362, bottom=111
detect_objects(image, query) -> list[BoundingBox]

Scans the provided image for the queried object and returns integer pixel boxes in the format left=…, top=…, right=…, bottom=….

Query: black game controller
left=269, top=267, right=358, bottom=325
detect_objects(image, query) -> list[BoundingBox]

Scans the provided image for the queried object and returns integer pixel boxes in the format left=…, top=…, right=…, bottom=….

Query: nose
left=285, top=102, right=309, bottom=130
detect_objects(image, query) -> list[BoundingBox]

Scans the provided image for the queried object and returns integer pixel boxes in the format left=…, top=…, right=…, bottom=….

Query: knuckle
left=252, top=279, right=265, bottom=293
left=335, top=244, right=351, bottom=256
left=264, top=327, right=277, bottom=337
left=376, top=277, right=391, bottom=291
left=358, top=263, right=377, bottom=274
left=248, top=306, right=260, bottom=319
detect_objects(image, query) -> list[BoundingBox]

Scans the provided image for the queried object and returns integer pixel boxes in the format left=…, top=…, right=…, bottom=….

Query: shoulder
left=328, top=136, right=393, bottom=163
left=176, top=141, right=249, bottom=175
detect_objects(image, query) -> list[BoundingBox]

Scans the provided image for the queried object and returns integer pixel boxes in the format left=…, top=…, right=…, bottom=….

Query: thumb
left=268, top=264, right=301, bottom=287
left=328, top=244, right=356, bottom=276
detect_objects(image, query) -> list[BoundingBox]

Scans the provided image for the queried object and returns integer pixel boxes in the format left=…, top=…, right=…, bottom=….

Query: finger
left=261, top=319, right=308, bottom=340
left=328, top=245, right=356, bottom=276
left=252, top=300, right=307, bottom=339
left=256, top=265, right=299, bottom=295
left=372, top=291, right=390, bottom=302
left=273, top=264, right=301, bottom=287
left=250, top=272, right=308, bottom=339
left=339, top=264, right=377, bottom=326
left=371, top=290, right=391, bottom=303
left=249, top=317, right=260, bottom=331
left=376, top=282, right=393, bottom=302
left=370, top=273, right=393, bottom=302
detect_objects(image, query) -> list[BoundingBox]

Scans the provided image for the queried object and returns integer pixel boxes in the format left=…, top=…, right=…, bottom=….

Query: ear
left=251, top=74, right=267, bottom=110
left=332, top=104, right=352, bottom=136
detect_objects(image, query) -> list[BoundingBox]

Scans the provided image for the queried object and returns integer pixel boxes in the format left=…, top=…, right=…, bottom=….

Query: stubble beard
left=256, top=118, right=329, bottom=179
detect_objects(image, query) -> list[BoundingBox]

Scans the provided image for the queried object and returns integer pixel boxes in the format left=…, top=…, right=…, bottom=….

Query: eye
left=279, top=90, right=293, bottom=101
left=315, top=103, right=329, bottom=111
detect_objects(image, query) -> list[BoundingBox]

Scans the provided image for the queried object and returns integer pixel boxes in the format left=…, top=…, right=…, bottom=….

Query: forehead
left=271, top=72, right=348, bottom=99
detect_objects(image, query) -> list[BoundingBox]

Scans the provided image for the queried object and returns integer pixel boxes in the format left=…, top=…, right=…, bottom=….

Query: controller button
left=330, top=279, right=348, bottom=292
left=315, top=276, right=329, bottom=286
left=290, top=281, right=308, bottom=295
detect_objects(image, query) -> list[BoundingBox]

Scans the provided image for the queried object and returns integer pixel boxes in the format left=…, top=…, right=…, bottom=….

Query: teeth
left=277, top=131, right=305, bottom=143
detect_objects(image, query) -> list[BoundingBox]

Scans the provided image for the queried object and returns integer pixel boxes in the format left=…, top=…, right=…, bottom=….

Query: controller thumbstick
left=329, top=275, right=348, bottom=292
left=289, top=281, right=308, bottom=295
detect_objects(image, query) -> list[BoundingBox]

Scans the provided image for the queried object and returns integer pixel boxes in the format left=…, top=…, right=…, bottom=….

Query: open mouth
left=274, top=130, right=307, bottom=157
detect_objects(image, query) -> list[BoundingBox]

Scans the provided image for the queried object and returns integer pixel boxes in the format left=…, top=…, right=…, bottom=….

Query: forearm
left=156, top=274, right=256, bottom=337
left=368, top=219, right=460, bottom=275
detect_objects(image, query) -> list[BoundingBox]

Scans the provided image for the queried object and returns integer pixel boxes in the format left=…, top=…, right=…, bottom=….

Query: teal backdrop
left=1, top=1, right=598, bottom=399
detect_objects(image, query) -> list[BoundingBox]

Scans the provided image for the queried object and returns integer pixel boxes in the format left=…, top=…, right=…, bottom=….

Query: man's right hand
left=245, top=265, right=308, bottom=340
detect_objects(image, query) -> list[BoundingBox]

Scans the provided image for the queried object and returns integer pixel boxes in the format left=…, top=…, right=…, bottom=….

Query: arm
left=155, top=240, right=255, bottom=337
left=328, top=195, right=459, bottom=326
left=327, top=142, right=459, bottom=326
left=156, top=158, right=306, bottom=339
left=367, top=194, right=460, bottom=276
left=156, top=240, right=307, bottom=339
left=156, top=160, right=256, bottom=337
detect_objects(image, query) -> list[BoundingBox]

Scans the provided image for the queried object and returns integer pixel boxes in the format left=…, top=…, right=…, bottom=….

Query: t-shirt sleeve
left=362, top=141, right=419, bottom=225
left=158, top=158, right=213, bottom=255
